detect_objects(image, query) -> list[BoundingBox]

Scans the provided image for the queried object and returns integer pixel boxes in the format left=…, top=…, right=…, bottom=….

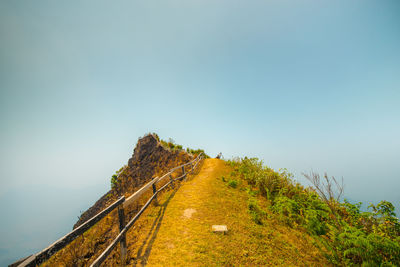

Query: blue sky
left=1, top=0, right=399, bottom=264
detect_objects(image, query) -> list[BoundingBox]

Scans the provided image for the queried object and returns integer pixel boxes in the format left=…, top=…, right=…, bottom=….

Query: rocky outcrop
left=74, top=134, right=192, bottom=229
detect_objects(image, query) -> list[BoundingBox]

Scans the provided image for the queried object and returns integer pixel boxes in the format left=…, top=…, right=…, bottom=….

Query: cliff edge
left=73, top=134, right=192, bottom=229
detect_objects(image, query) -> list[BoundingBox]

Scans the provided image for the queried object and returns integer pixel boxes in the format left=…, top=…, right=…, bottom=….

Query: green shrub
left=325, top=224, right=400, bottom=266
left=228, top=179, right=238, bottom=188
left=158, top=136, right=209, bottom=156
left=271, top=195, right=300, bottom=227
left=186, top=147, right=209, bottom=158
left=248, top=198, right=266, bottom=225
left=110, top=174, right=119, bottom=190
left=246, top=187, right=259, bottom=197
left=231, top=157, right=292, bottom=201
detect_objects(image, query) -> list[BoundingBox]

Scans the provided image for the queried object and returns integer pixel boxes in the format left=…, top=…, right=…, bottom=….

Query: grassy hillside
left=110, top=159, right=329, bottom=266
left=227, top=157, right=400, bottom=266
left=41, top=156, right=400, bottom=266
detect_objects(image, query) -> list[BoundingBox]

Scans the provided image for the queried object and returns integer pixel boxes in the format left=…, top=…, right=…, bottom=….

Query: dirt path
left=129, top=158, right=230, bottom=266
left=126, top=158, right=327, bottom=266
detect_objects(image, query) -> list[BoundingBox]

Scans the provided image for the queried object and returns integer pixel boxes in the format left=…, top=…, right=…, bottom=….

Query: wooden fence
left=15, top=153, right=204, bottom=267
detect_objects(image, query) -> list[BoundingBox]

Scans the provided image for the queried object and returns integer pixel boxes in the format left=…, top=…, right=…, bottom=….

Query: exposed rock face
left=74, top=134, right=192, bottom=229
left=130, top=134, right=159, bottom=164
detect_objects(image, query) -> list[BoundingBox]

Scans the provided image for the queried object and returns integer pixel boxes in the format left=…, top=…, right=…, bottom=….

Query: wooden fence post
left=152, top=183, right=158, bottom=205
left=118, top=206, right=127, bottom=266
left=169, top=174, right=174, bottom=188
left=182, top=166, right=186, bottom=180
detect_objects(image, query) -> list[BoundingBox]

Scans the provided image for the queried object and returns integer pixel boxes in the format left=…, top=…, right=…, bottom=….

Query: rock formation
left=74, top=134, right=192, bottom=229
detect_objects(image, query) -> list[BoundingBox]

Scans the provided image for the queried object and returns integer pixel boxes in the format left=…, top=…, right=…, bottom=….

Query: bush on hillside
left=157, top=136, right=209, bottom=158
left=110, top=174, right=119, bottom=190
left=248, top=198, right=266, bottom=225
left=160, top=138, right=183, bottom=151
left=228, top=157, right=400, bottom=266
left=110, top=166, right=128, bottom=193
left=228, top=179, right=238, bottom=188
left=186, top=147, right=209, bottom=158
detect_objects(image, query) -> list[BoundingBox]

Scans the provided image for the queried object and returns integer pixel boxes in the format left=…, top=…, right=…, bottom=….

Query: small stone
left=212, top=225, right=228, bottom=233
left=183, top=208, right=196, bottom=218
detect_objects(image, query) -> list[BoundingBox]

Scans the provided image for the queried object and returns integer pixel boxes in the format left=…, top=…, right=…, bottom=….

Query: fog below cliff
left=0, top=183, right=108, bottom=266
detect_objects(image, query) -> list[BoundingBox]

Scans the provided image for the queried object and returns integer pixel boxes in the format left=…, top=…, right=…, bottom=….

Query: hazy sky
left=1, top=0, right=399, bottom=264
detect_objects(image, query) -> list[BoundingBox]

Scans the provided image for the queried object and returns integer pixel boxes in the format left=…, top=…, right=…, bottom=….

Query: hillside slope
left=40, top=134, right=195, bottom=267
left=74, top=134, right=192, bottom=228
left=116, top=159, right=328, bottom=266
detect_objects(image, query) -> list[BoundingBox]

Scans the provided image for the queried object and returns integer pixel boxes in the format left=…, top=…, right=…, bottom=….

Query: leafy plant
left=228, top=179, right=238, bottom=188
left=110, top=174, right=119, bottom=190
left=186, top=147, right=209, bottom=158
left=248, top=198, right=266, bottom=225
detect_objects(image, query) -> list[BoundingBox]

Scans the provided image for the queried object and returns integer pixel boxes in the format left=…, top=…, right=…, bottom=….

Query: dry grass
left=42, top=159, right=329, bottom=266
left=41, top=158, right=191, bottom=266
left=121, top=159, right=329, bottom=266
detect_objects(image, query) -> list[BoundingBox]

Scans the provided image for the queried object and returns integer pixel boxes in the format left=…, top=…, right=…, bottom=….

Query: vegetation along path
left=124, top=158, right=328, bottom=266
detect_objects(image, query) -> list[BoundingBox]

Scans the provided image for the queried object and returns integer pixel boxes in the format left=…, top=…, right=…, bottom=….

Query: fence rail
left=15, top=153, right=204, bottom=267
left=90, top=152, right=203, bottom=266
